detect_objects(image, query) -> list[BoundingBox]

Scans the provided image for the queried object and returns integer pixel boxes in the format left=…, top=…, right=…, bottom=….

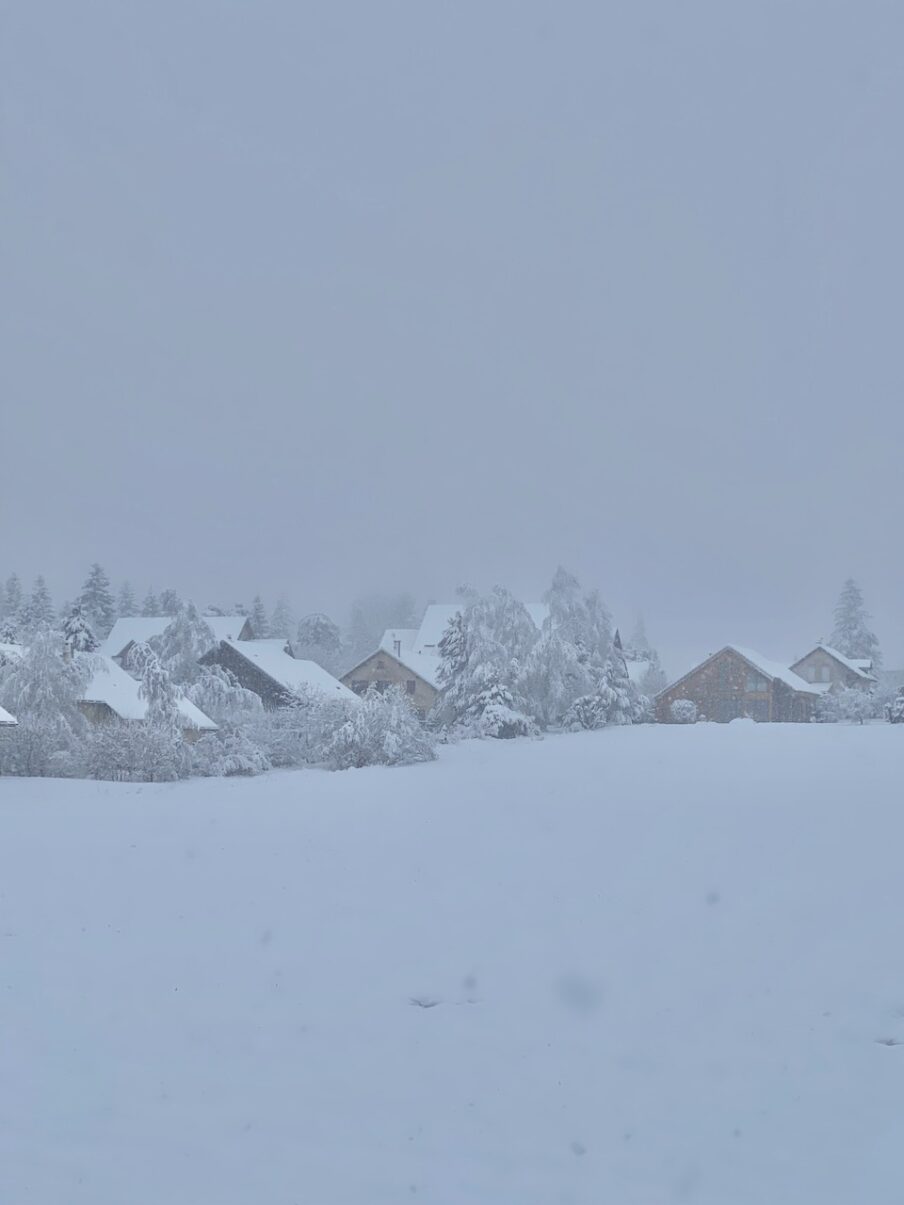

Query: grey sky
left=3, top=0, right=902, bottom=674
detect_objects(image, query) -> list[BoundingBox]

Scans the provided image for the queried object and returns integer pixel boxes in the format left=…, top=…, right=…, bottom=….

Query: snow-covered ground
left=2, top=723, right=902, bottom=1204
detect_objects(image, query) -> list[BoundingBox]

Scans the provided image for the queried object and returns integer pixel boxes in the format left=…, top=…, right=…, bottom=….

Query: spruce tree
left=269, top=597, right=296, bottom=641
left=250, top=595, right=269, bottom=639
left=141, top=588, right=160, bottom=616
left=79, top=563, right=116, bottom=637
left=158, top=589, right=181, bottom=616
left=829, top=578, right=882, bottom=669
left=4, top=574, right=23, bottom=620
left=62, top=602, right=99, bottom=653
left=19, top=576, right=55, bottom=635
left=117, top=581, right=137, bottom=617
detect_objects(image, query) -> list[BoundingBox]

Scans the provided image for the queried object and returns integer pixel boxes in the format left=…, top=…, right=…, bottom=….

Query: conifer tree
left=19, top=576, right=55, bottom=636
left=829, top=578, right=882, bottom=669
left=158, top=589, right=181, bottom=616
left=295, top=613, right=343, bottom=672
left=269, top=598, right=296, bottom=641
left=79, top=563, right=116, bottom=637
left=141, top=588, right=160, bottom=616
left=117, top=581, right=137, bottom=617
left=4, top=574, right=23, bottom=620
left=62, top=602, right=99, bottom=653
left=250, top=595, right=269, bottom=639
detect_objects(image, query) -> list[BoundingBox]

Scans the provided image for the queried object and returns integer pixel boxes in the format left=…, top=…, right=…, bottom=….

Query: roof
left=380, top=628, right=418, bottom=654
left=0, top=704, right=17, bottom=726
left=101, top=615, right=250, bottom=659
left=0, top=642, right=24, bottom=663
left=80, top=655, right=217, bottom=730
left=220, top=640, right=358, bottom=702
left=413, top=602, right=549, bottom=654
left=792, top=644, right=876, bottom=682
left=657, top=645, right=821, bottom=699
left=728, top=647, right=821, bottom=695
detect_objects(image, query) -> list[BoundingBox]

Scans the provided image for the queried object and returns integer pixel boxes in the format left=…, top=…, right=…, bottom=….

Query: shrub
left=670, top=698, right=698, bottom=724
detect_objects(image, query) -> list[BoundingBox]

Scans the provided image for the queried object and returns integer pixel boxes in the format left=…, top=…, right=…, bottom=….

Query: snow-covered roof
left=380, top=628, right=418, bottom=654
left=101, top=616, right=250, bottom=659
left=797, top=645, right=876, bottom=681
left=0, top=641, right=24, bottom=663
left=0, top=704, right=17, bottom=726
left=413, top=602, right=549, bottom=654
left=80, top=655, right=217, bottom=730
left=221, top=640, right=358, bottom=702
left=726, top=646, right=820, bottom=695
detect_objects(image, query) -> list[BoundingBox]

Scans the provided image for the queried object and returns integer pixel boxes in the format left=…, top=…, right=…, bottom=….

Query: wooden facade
left=789, top=647, right=874, bottom=691
left=341, top=650, right=438, bottom=720
left=656, top=647, right=817, bottom=724
left=199, top=641, right=295, bottom=709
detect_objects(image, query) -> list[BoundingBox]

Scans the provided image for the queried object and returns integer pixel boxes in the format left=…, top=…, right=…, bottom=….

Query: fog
left=3, top=0, right=902, bottom=675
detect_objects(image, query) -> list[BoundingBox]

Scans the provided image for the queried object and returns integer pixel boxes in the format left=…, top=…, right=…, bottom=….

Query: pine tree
left=295, top=613, right=343, bottom=672
left=117, top=581, right=137, bottom=617
left=158, top=589, right=181, bottom=616
left=829, top=578, right=882, bottom=670
left=141, top=588, right=161, bottom=616
left=79, top=563, right=116, bottom=637
left=19, top=576, right=56, bottom=636
left=62, top=602, right=99, bottom=653
left=269, top=597, right=296, bottom=641
left=4, top=574, right=23, bottom=620
left=250, top=595, right=269, bottom=639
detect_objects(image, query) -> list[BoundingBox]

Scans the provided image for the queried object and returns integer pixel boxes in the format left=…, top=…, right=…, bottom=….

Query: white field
left=2, top=723, right=902, bottom=1204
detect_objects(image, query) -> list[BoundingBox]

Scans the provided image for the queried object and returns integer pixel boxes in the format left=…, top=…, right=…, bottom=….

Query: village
left=0, top=567, right=900, bottom=782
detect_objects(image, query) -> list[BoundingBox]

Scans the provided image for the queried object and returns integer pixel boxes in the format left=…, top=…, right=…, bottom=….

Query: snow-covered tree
left=0, top=628, right=89, bottom=775
left=117, top=581, right=137, bottom=617
left=887, top=688, right=904, bottom=725
left=462, top=669, right=537, bottom=739
left=518, top=627, right=591, bottom=728
left=158, top=589, right=181, bottom=617
left=141, top=588, right=160, bottom=616
left=562, top=644, right=642, bottom=730
left=3, top=574, right=23, bottom=621
left=0, top=618, right=18, bottom=646
left=816, top=686, right=876, bottom=725
left=269, top=597, right=296, bottom=641
left=79, top=563, right=116, bottom=637
left=149, top=603, right=216, bottom=685
left=436, top=587, right=538, bottom=733
left=18, top=576, right=55, bottom=637
left=191, top=727, right=271, bottom=778
left=250, top=595, right=269, bottom=639
left=295, top=612, right=344, bottom=673
left=327, top=686, right=435, bottom=769
left=622, top=614, right=668, bottom=696
left=669, top=698, right=698, bottom=724
left=185, top=664, right=263, bottom=725
left=129, top=642, right=182, bottom=734
left=829, top=578, right=882, bottom=670
left=62, top=602, right=99, bottom=654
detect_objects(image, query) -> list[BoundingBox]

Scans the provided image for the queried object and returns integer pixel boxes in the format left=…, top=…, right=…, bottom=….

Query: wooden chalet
left=656, top=645, right=819, bottom=723
left=200, top=639, right=357, bottom=710
left=789, top=645, right=876, bottom=691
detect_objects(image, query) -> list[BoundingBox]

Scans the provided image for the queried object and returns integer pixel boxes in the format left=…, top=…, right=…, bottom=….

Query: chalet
left=341, top=647, right=441, bottom=720
left=200, top=639, right=356, bottom=709
left=656, top=645, right=820, bottom=723
left=79, top=654, right=217, bottom=740
left=789, top=645, right=876, bottom=690
left=101, top=615, right=254, bottom=665
left=344, top=600, right=549, bottom=718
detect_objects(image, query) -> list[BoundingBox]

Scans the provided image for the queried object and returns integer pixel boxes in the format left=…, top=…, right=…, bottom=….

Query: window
left=376, top=659, right=385, bottom=669
left=351, top=680, right=367, bottom=695
left=745, top=671, right=769, bottom=693
left=406, top=680, right=416, bottom=695
left=376, top=680, right=390, bottom=692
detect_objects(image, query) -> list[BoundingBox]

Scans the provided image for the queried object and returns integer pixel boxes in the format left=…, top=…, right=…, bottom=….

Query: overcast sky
left=3, top=0, right=902, bottom=675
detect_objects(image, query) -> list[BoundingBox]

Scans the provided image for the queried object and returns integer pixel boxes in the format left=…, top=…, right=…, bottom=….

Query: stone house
left=656, top=645, right=819, bottom=723
left=789, top=645, right=876, bottom=690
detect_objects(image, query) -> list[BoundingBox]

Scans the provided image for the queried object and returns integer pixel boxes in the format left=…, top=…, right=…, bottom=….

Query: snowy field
left=2, top=723, right=903, bottom=1205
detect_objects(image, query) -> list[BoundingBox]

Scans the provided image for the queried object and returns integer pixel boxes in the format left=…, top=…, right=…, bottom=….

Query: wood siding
left=340, top=650, right=438, bottom=719
left=790, top=648, right=870, bottom=690
left=199, top=642, right=295, bottom=709
left=657, top=648, right=814, bottom=723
